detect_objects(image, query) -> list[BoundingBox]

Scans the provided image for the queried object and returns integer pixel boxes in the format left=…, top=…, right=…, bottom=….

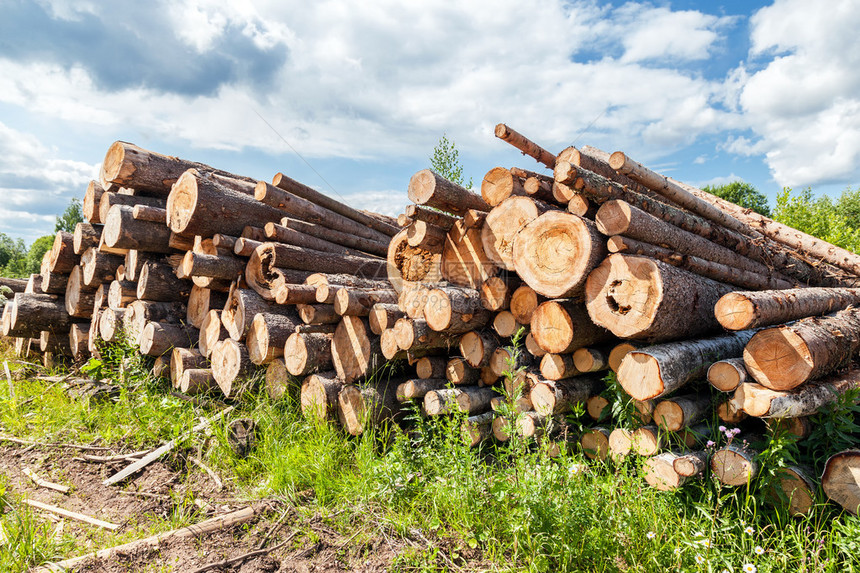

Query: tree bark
left=531, top=299, right=613, bottom=354
left=396, top=378, right=447, bottom=402
left=139, top=321, right=199, bottom=357
left=368, top=303, right=405, bottom=335
left=652, top=394, right=711, bottom=431
left=408, top=169, right=490, bottom=215
left=716, top=287, right=860, bottom=331
left=299, top=371, right=343, bottom=420
left=136, top=260, right=191, bottom=302
left=822, top=450, right=860, bottom=515
left=585, top=254, right=734, bottom=341
left=744, top=308, right=860, bottom=391
left=337, top=378, right=404, bottom=435
left=246, top=311, right=301, bottom=365
left=617, top=330, right=755, bottom=401
left=494, top=124, right=556, bottom=169
left=424, top=286, right=491, bottom=334
left=283, top=332, right=333, bottom=377
left=423, top=386, right=496, bottom=416
left=572, top=347, right=609, bottom=373
left=99, top=194, right=167, bottom=231
left=740, top=369, right=860, bottom=418
left=211, top=339, right=255, bottom=397
left=530, top=376, right=603, bottom=415
left=708, top=358, right=748, bottom=392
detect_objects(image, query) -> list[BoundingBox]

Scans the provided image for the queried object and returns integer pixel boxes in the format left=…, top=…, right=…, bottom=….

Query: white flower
left=697, top=538, right=712, bottom=548
left=744, top=526, right=754, bottom=535
left=721, top=569, right=730, bottom=573
left=743, top=564, right=757, bottom=573
left=674, top=547, right=682, bottom=555
left=695, top=554, right=705, bottom=564
left=754, top=545, right=765, bottom=555
left=647, top=531, right=656, bottom=539
left=694, top=531, right=704, bottom=538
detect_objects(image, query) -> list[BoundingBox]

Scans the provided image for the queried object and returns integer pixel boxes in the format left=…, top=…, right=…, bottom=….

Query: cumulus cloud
left=733, top=0, right=860, bottom=188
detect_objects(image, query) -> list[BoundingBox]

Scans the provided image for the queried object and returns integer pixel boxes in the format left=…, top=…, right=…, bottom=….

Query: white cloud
left=695, top=173, right=743, bottom=189
left=735, top=0, right=860, bottom=187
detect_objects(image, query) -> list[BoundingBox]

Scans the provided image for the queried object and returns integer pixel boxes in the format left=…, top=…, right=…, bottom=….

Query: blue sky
left=0, top=0, right=858, bottom=244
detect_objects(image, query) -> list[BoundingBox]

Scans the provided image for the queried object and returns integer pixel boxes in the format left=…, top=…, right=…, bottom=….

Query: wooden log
left=715, top=287, right=860, bottom=331
left=278, top=217, right=389, bottom=257
left=539, top=353, right=583, bottom=381
left=246, top=311, right=301, bottom=365
left=406, top=220, right=448, bottom=251
left=139, top=321, right=198, bottom=357
left=673, top=451, right=709, bottom=477
left=773, top=466, right=816, bottom=516
left=64, top=266, right=96, bottom=319
left=404, top=205, right=458, bottom=231
left=170, top=347, right=208, bottom=389
left=610, top=150, right=860, bottom=279
left=459, top=330, right=499, bottom=368
left=331, top=316, right=383, bottom=383
left=298, top=304, right=340, bottom=325
left=211, top=339, right=255, bottom=397
left=69, top=323, right=90, bottom=359
left=100, top=196, right=167, bottom=238
left=740, top=369, right=860, bottom=418
left=299, top=371, right=343, bottom=419
left=408, top=169, right=490, bottom=215
left=513, top=211, right=606, bottom=298
left=514, top=411, right=549, bottom=439
left=744, top=308, right=860, bottom=391
left=394, top=317, right=454, bottom=352
left=132, top=204, right=167, bottom=223
left=708, top=358, right=748, bottom=393
left=481, top=166, right=529, bottom=207
left=263, top=358, right=291, bottom=400
left=531, top=299, right=612, bottom=354
left=7, top=293, right=75, bottom=337
left=446, top=357, right=479, bottom=386
left=308, top=273, right=392, bottom=304
left=766, top=417, right=813, bottom=439
left=244, top=252, right=315, bottom=301
left=272, top=172, right=398, bottom=237
left=524, top=332, right=546, bottom=358
left=398, top=283, right=432, bottom=319
left=423, top=386, right=496, bottom=416
left=441, top=219, right=498, bottom=289
left=123, top=300, right=186, bottom=346
left=396, top=378, right=447, bottom=402
left=81, top=248, right=122, bottom=287
left=480, top=275, right=518, bottom=312
left=124, top=250, right=153, bottom=282
left=199, top=309, right=228, bottom=359
left=630, top=425, right=663, bottom=457
left=607, top=235, right=793, bottom=291
left=462, top=411, right=495, bottom=447
left=83, top=180, right=106, bottom=224
left=556, top=146, right=658, bottom=200
left=509, top=285, right=540, bottom=325
left=652, top=394, right=711, bottom=431
left=186, top=286, right=228, bottom=329
left=717, top=391, right=748, bottom=424
left=250, top=242, right=388, bottom=281
left=586, top=395, right=610, bottom=421
left=233, top=237, right=262, bottom=257
left=368, top=303, right=405, bottom=336
left=585, top=254, right=734, bottom=341
left=580, top=428, right=611, bottom=461
left=135, top=260, right=190, bottom=302
left=265, top=222, right=369, bottom=257
left=106, top=280, right=136, bottom=310
left=416, top=356, right=446, bottom=380
left=572, top=347, right=608, bottom=373
left=711, top=442, right=759, bottom=486
left=283, top=332, right=332, bottom=377
left=221, top=288, right=283, bottom=340
left=73, top=222, right=103, bottom=255
left=481, top=196, right=551, bottom=271
left=617, top=330, right=755, bottom=401
left=424, top=286, right=491, bottom=334
left=608, top=342, right=641, bottom=373
left=338, top=378, right=404, bottom=435
left=387, top=229, right=443, bottom=287
left=643, top=452, right=688, bottom=491
left=255, top=181, right=389, bottom=244
left=492, top=310, right=521, bottom=338
left=40, top=330, right=71, bottom=356
left=182, top=252, right=245, bottom=281
left=494, top=124, right=555, bottom=169
left=48, top=231, right=77, bottom=274
left=608, top=428, right=634, bottom=459
left=822, top=450, right=860, bottom=515
left=531, top=376, right=603, bottom=415
left=39, top=268, right=68, bottom=296
left=273, top=284, right=318, bottom=305
left=179, top=368, right=218, bottom=395
left=334, top=288, right=398, bottom=317
left=98, top=308, right=125, bottom=343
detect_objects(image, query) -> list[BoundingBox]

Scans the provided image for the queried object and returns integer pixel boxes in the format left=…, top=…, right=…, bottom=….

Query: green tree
left=25, top=235, right=54, bottom=275
left=430, top=133, right=472, bottom=188
left=55, top=197, right=84, bottom=233
left=835, top=186, right=860, bottom=230
left=772, top=187, right=860, bottom=253
left=0, top=233, right=29, bottom=278
left=702, top=181, right=771, bottom=216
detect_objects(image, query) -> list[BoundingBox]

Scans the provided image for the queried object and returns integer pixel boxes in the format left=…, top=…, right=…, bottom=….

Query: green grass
left=0, top=339, right=859, bottom=572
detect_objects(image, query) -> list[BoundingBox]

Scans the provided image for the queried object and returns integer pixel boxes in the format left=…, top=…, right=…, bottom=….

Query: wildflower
left=694, top=531, right=704, bottom=538
left=647, top=531, right=656, bottom=539
left=722, top=570, right=730, bottom=573
left=732, top=428, right=742, bottom=436
left=674, top=547, right=682, bottom=555
left=754, top=545, right=765, bottom=555
left=706, top=440, right=715, bottom=447
left=697, top=538, right=711, bottom=548
left=744, top=526, right=755, bottom=535
left=743, top=564, right=757, bottom=573
left=719, top=425, right=726, bottom=432
left=695, top=554, right=705, bottom=564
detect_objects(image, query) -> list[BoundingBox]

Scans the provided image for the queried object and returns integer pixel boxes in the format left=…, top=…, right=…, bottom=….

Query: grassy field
left=0, top=339, right=859, bottom=572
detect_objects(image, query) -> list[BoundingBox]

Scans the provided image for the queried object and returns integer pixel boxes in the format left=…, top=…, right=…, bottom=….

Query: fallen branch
left=103, top=407, right=233, bottom=486
left=188, top=531, right=297, bottom=573
left=0, top=436, right=112, bottom=452
left=77, top=449, right=154, bottom=463
left=34, top=504, right=267, bottom=572
left=189, top=457, right=223, bottom=491
left=23, top=499, right=119, bottom=531
left=22, top=468, right=69, bottom=494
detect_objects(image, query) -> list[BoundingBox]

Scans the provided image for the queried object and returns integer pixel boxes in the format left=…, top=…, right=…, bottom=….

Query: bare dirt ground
left=0, top=446, right=409, bottom=572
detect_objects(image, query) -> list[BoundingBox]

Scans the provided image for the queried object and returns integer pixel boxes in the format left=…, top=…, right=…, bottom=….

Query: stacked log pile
left=4, top=128, right=860, bottom=516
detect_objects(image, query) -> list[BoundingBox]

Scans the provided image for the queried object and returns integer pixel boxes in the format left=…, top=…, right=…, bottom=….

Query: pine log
left=481, top=196, right=550, bottom=270
left=407, top=169, right=490, bottom=215
left=396, top=378, right=447, bottom=402
left=524, top=332, right=546, bottom=358
left=556, top=146, right=657, bottom=199
left=608, top=342, right=641, bottom=373
left=338, top=378, right=404, bottom=435
left=170, top=347, right=208, bottom=389
left=298, top=304, right=340, bottom=325
left=423, top=386, right=496, bottom=416
left=179, top=368, right=218, bottom=395
left=717, top=391, right=748, bottom=424
left=586, top=395, right=610, bottom=421
left=481, top=167, right=529, bottom=207
left=399, top=283, right=433, bottom=319
left=98, top=308, right=125, bottom=343
left=416, top=356, right=447, bottom=380
left=672, top=451, right=709, bottom=477
left=596, top=200, right=786, bottom=280
left=607, top=235, right=793, bottom=291
left=424, top=286, right=491, bottom=334
left=48, top=231, right=77, bottom=274
left=514, top=411, right=550, bottom=439
left=39, top=268, right=68, bottom=296
left=106, top=280, right=135, bottom=310
left=580, top=428, right=611, bottom=461
left=531, top=376, right=603, bottom=415
left=250, top=242, right=387, bottom=281
left=715, top=287, right=860, bottom=331
left=404, top=205, right=458, bottom=231
left=264, top=222, right=368, bottom=257
left=221, top=288, right=284, bottom=340
left=368, top=303, right=405, bottom=336
left=63, top=266, right=95, bottom=319
left=69, top=323, right=90, bottom=359
left=81, top=248, right=123, bottom=287
left=124, top=250, right=155, bottom=282
left=744, top=308, right=860, bottom=391
left=234, top=237, right=262, bottom=258
left=459, top=330, right=499, bottom=368
left=255, top=181, right=389, bottom=243
left=300, top=372, right=343, bottom=420
left=773, top=466, right=816, bottom=516
left=139, top=322, right=198, bottom=357
left=243, top=249, right=314, bottom=301
left=480, top=275, right=518, bottom=312
left=99, top=195, right=167, bottom=233
left=585, top=254, right=734, bottom=341
left=462, top=411, right=495, bottom=447
left=331, top=316, right=383, bottom=383
left=283, top=332, right=333, bottom=377
left=83, top=180, right=106, bottom=224
left=124, top=300, right=186, bottom=346
left=610, top=150, right=860, bottom=279
left=509, top=285, right=540, bottom=325
left=766, top=417, right=813, bottom=439
left=24, top=274, right=41, bottom=293
left=539, top=354, right=584, bottom=381
left=741, top=369, right=860, bottom=418
left=263, top=358, right=290, bottom=400
left=642, top=452, right=688, bottom=491
left=181, top=252, right=245, bottom=281
left=617, top=330, right=755, bottom=401
left=406, top=220, right=448, bottom=251
left=630, top=426, right=664, bottom=457
left=198, top=310, right=228, bottom=359
left=494, top=124, right=556, bottom=169
left=272, top=284, right=317, bottom=305
left=131, top=204, right=167, bottom=223
left=271, top=172, right=398, bottom=237
left=134, top=261, right=189, bottom=302
left=446, top=357, right=479, bottom=385
left=40, top=330, right=71, bottom=356
left=387, top=229, right=443, bottom=287
left=492, top=310, right=521, bottom=338
left=393, top=317, right=455, bottom=352
left=334, top=288, right=398, bottom=317
left=186, top=286, right=228, bottom=329
left=708, top=358, right=748, bottom=392
left=211, top=339, right=255, bottom=397
left=7, top=293, right=74, bottom=337
left=73, top=222, right=103, bottom=255
left=711, top=442, right=759, bottom=486
left=531, top=299, right=612, bottom=354
left=102, top=203, right=172, bottom=253
left=608, top=428, right=634, bottom=459
left=572, top=347, right=609, bottom=373
left=652, top=394, right=711, bottom=431
left=513, top=211, right=606, bottom=298
left=246, top=311, right=301, bottom=365
left=822, top=450, right=860, bottom=515
left=308, top=273, right=391, bottom=304
left=441, top=220, right=498, bottom=288
left=277, top=217, right=389, bottom=257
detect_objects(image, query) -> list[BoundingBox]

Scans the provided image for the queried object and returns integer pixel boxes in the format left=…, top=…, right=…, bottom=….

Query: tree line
left=0, top=199, right=83, bottom=278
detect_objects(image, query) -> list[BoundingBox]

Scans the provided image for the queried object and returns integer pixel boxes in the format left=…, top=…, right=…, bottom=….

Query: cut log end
left=714, top=292, right=757, bottom=331
left=616, top=351, right=664, bottom=401
left=743, top=327, right=813, bottom=391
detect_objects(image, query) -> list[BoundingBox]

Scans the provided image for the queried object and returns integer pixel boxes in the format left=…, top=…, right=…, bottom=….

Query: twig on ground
left=4, top=361, right=15, bottom=402
left=118, top=490, right=170, bottom=500
left=0, top=435, right=112, bottom=451
left=22, top=468, right=70, bottom=494
left=189, top=531, right=298, bottom=573
left=23, top=499, right=119, bottom=530
left=77, top=449, right=153, bottom=462
left=256, top=505, right=293, bottom=550
left=189, top=457, right=223, bottom=491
